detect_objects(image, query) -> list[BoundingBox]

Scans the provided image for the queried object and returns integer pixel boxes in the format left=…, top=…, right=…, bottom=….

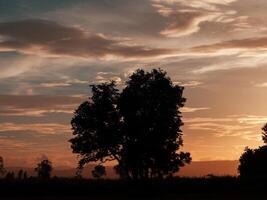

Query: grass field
left=0, top=177, right=266, bottom=200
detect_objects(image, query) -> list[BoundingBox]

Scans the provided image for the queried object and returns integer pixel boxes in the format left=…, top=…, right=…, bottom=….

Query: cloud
left=151, top=0, right=239, bottom=37
left=174, top=80, right=203, bottom=87
left=181, top=107, right=210, bottom=113
left=0, top=95, right=83, bottom=117
left=184, top=115, right=266, bottom=141
left=254, top=82, right=267, bottom=88
left=0, top=19, right=174, bottom=59
left=39, top=79, right=88, bottom=88
left=192, top=37, right=267, bottom=52
left=0, top=123, right=70, bottom=135
left=0, top=53, right=43, bottom=79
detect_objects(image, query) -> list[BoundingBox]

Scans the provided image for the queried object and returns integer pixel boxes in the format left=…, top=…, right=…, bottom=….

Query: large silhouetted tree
left=70, top=69, right=191, bottom=179
left=118, top=69, right=191, bottom=179
left=70, top=81, right=122, bottom=171
left=35, top=159, right=53, bottom=179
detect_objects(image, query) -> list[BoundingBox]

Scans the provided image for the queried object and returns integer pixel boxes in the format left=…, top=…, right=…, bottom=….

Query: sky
left=0, top=0, right=267, bottom=169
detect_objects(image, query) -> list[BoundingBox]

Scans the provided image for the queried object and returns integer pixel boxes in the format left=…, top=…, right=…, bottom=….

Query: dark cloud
left=0, top=19, right=174, bottom=58
left=151, top=0, right=239, bottom=37
left=0, top=95, right=83, bottom=109
left=192, top=36, right=267, bottom=52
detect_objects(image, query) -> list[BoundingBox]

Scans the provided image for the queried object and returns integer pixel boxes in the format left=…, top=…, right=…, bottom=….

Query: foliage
left=238, top=146, right=267, bottom=179
left=70, top=69, right=191, bottom=179
left=35, top=159, right=53, bottom=179
left=262, top=123, right=267, bottom=144
left=0, top=156, right=6, bottom=176
left=70, top=81, right=122, bottom=170
left=239, top=123, right=267, bottom=179
left=91, top=165, right=106, bottom=179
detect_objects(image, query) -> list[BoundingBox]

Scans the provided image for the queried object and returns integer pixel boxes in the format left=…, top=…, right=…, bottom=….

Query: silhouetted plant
left=17, top=169, right=23, bottom=180
left=238, top=146, right=267, bottom=179
left=23, top=171, right=28, bottom=179
left=35, top=159, right=53, bottom=179
left=262, top=123, right=267, bottom=144
left=92, top=165, right=106, bottom=179
left=238, top=123, right=267, bottom=179
left=70, top=69, right=191, bottom=179
left=0, top=156, right=6, bottom=176
left=70, top=81, right=122, bottom=172
left=5, top=171, right=15, bottom=180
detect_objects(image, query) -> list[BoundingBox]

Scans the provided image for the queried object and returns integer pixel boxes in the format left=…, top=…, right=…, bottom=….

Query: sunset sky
left=1, top=0, right=267, bottom=168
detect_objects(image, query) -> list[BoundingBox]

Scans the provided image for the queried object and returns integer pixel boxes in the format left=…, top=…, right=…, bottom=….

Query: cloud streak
left=0, top=19, right=174, bottom=59
left=152, top=0, right=239, bottom=37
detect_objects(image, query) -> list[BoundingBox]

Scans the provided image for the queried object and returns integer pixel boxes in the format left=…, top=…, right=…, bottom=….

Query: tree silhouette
left=17, top=169, right=23, bottom=180
left=239, top=123, right=267, bottom=179
left=92, top=165, right=106, bottom=179
left=5, top=171, right=15, bottom=180
left=0, top=156, right=6, bottom=176
left=35, top=159, right=53, bottom=179
left=118, top=69, right=191, bottom=179
left=262, top=123, right=267, bottom=144
left=70, top=69, right=191, bottom=179
left=70, top=81, right=122, bottom=171
left=23, top=171, right=28, bottom=179
left=239, top=146, right=267, bottom=179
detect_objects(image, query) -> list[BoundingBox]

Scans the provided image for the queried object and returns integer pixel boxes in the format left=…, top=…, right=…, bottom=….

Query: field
left=0, top=177, right=266, bottom=200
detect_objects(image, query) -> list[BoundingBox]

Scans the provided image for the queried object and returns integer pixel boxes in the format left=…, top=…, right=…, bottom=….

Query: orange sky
left=0, top=0, right=267, bottom=169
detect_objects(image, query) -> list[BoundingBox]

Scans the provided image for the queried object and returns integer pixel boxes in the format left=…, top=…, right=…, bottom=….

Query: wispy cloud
left=151, top=0, right=240, bottom=37
left=0, top=19, right=175, bottom=59
left=181, top=107, right=210, bottom=113
left=0, top=123, right=70, bottom=135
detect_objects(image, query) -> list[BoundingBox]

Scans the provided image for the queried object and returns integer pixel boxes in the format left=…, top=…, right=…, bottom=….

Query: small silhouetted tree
left=92, top=165, right=106, bottom=179
left=23, top=171, right=28, bottom=179
left=35, top=159, right=53, bottom=179
left=70, top=69, right=191, bottom=179
left=262, top=123, right=267, bottom=144
left=239, top=124, right=267, bottom=179
left=5, top=171, right=15, bottom=180
left=70, top=81, right=122, bottom=170
left=0, top=156, right=6, bottom=176
left=17, top=169, right=23, bottom=180
left=239, top=146, right=267, bottom=179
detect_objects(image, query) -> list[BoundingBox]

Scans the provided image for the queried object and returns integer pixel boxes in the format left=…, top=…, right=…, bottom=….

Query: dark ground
left=1, top=177, right=266, bottom=200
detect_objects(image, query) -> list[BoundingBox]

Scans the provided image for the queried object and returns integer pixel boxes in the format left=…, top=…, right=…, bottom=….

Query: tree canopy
left=238, top=123, right=267, bottom=179
left=35, top=159, right=53, bottom=179
left=70, top=69, right=191, bottom=179
left=0, top=156, right=5, bottom=176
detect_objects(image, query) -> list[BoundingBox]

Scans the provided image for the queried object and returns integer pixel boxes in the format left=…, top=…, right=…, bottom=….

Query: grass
left=0, top=176, right=266, bottom=199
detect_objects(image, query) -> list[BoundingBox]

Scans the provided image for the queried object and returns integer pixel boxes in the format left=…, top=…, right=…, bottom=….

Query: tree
left=35, top=159, right=53, bottom=179
left=23, top=171, right=28, bottom=179
left=70, top=81, right=122, bottom=170
left=5, top=171, right=15, bottom=180
left=262, top=123, right=267, bottom=144
left=239, top=124, right=267, bottom=179
left=92, top=165, right=106, bottom=179
left=0, top=156, right=6, bottom=176
left=70, top=69, right=191, bottom=179
left=238, top=146, right=267, bottom=179
left=17, top=169, right=23, bottom=180
left=118, top=69, right=191, bottom=179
